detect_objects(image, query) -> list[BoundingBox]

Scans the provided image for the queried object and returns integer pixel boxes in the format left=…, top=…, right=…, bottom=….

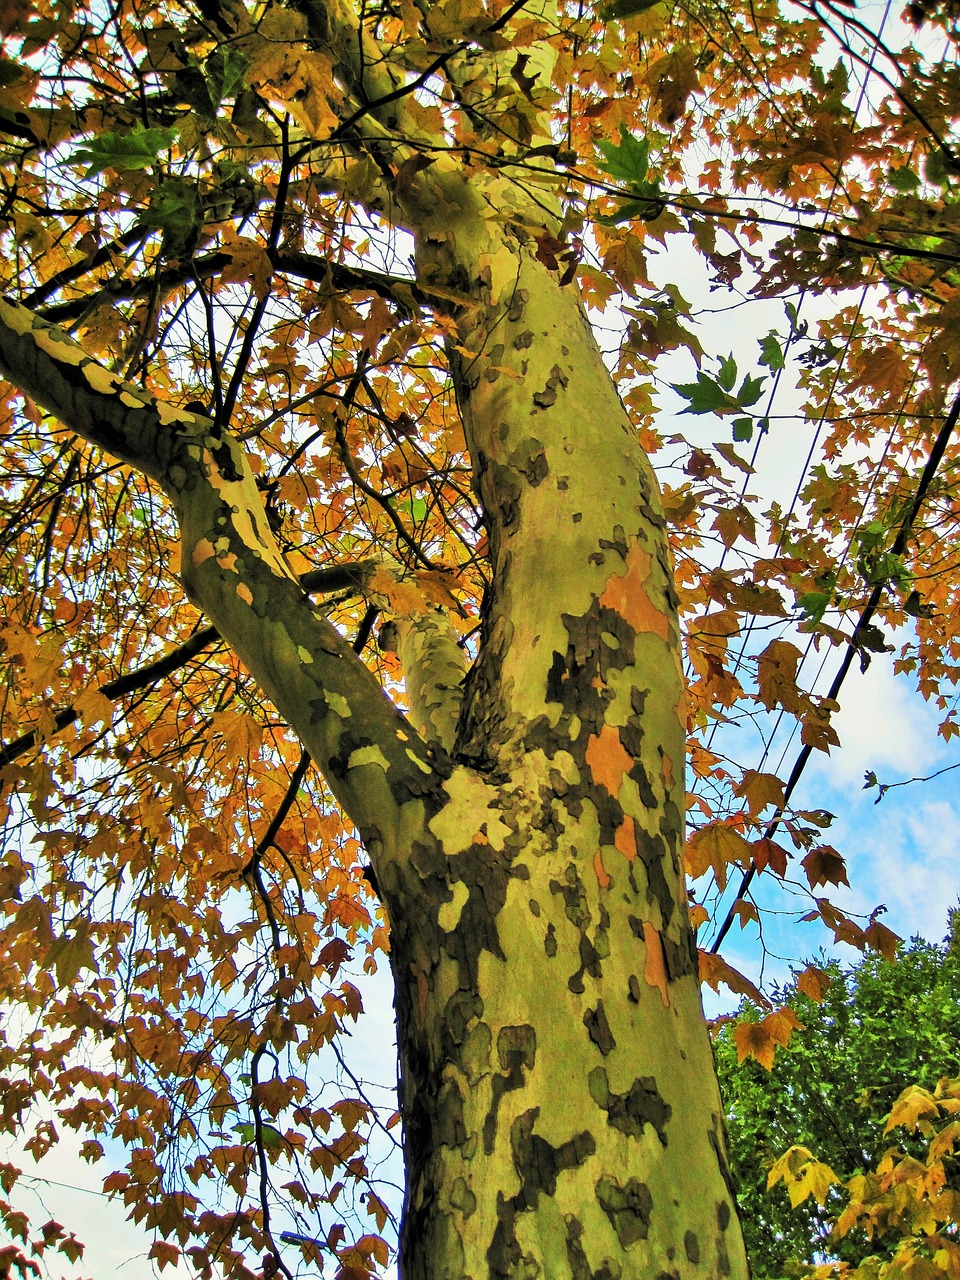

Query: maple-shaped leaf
left=70, top=124, right=179, bottom=176
left=755, top=639, right=803, bottom=712
left=685, top=821, right=751, bottom=890
left=698, top=950, right=770, bottom=1008
left=734, top=770, right=785, bottom=817
left=864, top=916, right=901, bottom=962
left=596, top=125, right=650, bottom=186
left=767, top=1145, right=838, bottom=1207
left=45, top=926, right=98, bottom=987
left=801, top=845, right=849, bottom=889
left=884, top=1086, right=939, bottom=1135
left=643, top=46, right=701, bottom=126
left=671, top=371, right=739, bottom=415
left=148, top=1241, right=180, bottom=1271
left=796, top=965, right=830, bottom=1002
left=733, top=1007, right=802, bottom=1069
left=750, top=837, right=789, bottom=876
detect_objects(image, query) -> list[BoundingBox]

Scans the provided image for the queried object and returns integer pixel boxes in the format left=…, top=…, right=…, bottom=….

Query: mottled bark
left=0, top=237, right=750, bottom=1275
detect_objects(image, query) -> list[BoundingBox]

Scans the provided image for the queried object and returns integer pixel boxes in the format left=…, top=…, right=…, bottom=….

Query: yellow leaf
left=368, top=565, right=429, bottom=617
left=885, top=1086, right=939, bottom=1135
left=767, top=1145, right=837, bottom=1207
left=209, top=709, right=263, bottom=762
left=734, top=770, right=785, bottom=817
left=685, top=821, right=751, bottom=890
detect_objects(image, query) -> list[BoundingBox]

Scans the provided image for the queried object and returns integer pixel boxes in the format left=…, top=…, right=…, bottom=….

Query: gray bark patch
left=487, top=1109, right=596, bottom=1278
left=589, top=1066, right=671, bottom=1145
left=583, top=1000, right=616, bottom=1055
left=596, top=1174, right=653, bottom=1247
left=483, top=1024, right=537, bottom=1154
left=565, top=1214, right=623, bottom=1280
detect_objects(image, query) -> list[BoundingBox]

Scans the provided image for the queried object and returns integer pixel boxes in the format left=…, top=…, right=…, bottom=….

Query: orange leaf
left=796, top=965, right=830, bottom=1003
left=755, top=639, right=803, bottom=712
left=698, top=950, right=770, bottom=1009
left=685, top=821, right=751, bottom=890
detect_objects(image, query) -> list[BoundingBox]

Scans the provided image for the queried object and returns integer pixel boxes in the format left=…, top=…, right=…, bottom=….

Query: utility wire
left=710, top=378, right=960, bottom=952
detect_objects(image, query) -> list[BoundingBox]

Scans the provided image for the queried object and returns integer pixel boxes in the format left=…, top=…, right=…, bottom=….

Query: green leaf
left=924, top=148, right=951, bottom=187
left=797, top=590, right=830, bottom=623
left=595, top=191, right=663, bottom=225
left=759, top=332, right=785, bottom=370
left=732, top=417, right=753, bottom=442
left=70, top=124, right=179, bottom=176
left=718, top=353, right=738, bottom=392
left=597, top=125, right=649, bottom=186
left=888, top=166, right=921, bottom=193
left=205, top=47, right=248, bottom=108
left=670, top=372, right=739, bottom=415
left=737, top=372, right=765, bottom=408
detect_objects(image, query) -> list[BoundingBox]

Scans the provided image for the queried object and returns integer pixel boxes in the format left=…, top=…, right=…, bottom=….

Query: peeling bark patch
left=599, top=542, right=670, bottom=641
left=511, top=1108, right=595, bottom=1209
left=583, top=1000, right=616, bottom=1054
left=643, top=921, right=670, bottom=1007
left=483, top=1024, right=537, bottom=1154
left=508, top=437, right=548, bottom=487
left=532, top=363, right=569, bottom=409
left=597, top=1175, right=652, bottom=1247
left=450, top=1176, right=477, bottom=1218
left=210, top=438, right=243, bottom=481
left=588, top=1067, right=671, bottom=1144
left=584, top=724, right=632, bottom=798
left=565, top=1215, right=622, bottom=1280
left=487, top=1111, right=595, bottom=1278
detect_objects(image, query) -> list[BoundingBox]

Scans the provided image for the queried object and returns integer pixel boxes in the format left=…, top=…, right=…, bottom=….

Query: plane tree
left=0, top=0, right=958, bottom=1275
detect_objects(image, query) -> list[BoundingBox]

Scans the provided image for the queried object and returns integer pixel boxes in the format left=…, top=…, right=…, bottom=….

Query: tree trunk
left=0, top=183, right=750, bottom=1277
left=370, top=172, right=750, bottom=1277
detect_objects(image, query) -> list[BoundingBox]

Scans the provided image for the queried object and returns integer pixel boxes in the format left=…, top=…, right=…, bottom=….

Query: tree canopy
left=716, top=922, right=960, bottom=1277
left=0, top=0, right=958, bottom=1271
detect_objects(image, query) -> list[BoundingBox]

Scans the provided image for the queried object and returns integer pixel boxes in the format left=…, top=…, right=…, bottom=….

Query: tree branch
left=0, top=298, right=444, bottom=869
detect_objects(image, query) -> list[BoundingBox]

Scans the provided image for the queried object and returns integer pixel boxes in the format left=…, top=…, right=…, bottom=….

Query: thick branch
left=382, top=609, right=467, bottom=752
left=39, top=252, right=426, bottom=325
left=0, top=298, right=442, bottom=865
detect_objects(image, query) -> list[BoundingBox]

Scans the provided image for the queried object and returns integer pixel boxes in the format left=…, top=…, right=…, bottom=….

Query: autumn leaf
left=767, top=1145, right=838, bottom=1206
left=801, top=845, right=849, bottom=889
left=796, top=965, right=830, bottom=1002
left=699, top=950, right=771, bottom=1009
left=734, top=771, right=785, bottom=818
left=643, top=46, right=701, bottom=126
left=686, top=821, right=752, bottom=890
left=755, top=639, right=803, bottom=712
left=733, top=1007, right=802, bottom=1070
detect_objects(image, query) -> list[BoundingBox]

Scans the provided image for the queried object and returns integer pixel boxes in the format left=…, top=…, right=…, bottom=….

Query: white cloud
left=810, top=649, right=946, bottom=788
left=832, top=796, right=960, bottom=943
left=0, top=1129, right=154, bottom=1280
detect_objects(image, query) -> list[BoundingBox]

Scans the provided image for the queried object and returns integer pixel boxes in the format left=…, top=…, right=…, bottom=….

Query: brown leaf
left=801, top=845, right=849, bottom=889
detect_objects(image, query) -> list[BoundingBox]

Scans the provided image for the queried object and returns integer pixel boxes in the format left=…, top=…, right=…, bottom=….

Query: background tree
left=716, top=920, right=960, bottom=1277
left=0, top=0, right=958, bottom=1274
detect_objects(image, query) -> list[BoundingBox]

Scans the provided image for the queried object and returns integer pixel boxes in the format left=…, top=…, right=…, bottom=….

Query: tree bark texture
left=0, top=184, right=750, bottom=1274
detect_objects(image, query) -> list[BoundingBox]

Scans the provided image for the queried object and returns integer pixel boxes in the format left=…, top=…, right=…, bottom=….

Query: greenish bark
left=0, top=221, right=750, bottom=1275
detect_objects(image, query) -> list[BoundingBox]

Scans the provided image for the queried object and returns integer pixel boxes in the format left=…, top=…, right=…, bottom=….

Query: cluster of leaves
left=0, top=0, right=955, bottom=1264
left=715, top=927, right=960, bottom=1276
